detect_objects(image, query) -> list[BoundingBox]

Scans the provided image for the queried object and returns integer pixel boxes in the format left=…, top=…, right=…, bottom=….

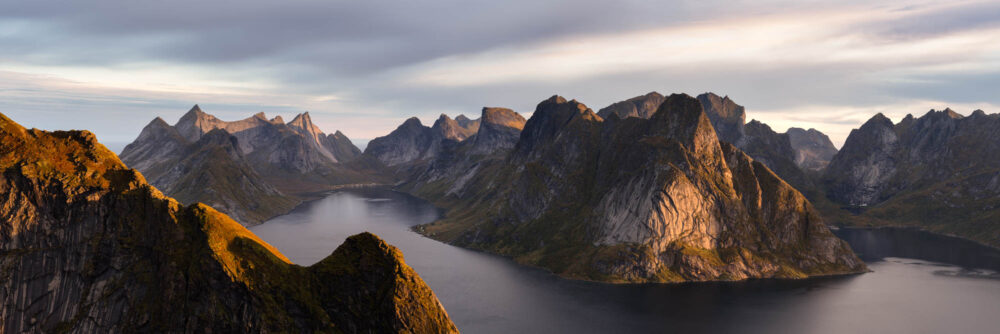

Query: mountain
left=596, top=92, right=836, bottom=198
left=823, top=109, right=1000, bottom=246
left=414, top=94, right=865, bottom=283
left=121, top=106, right=386, bottom=225
left=0, top=113, right=456, bottom=333
left=399, top=107, right=527, bottom=199
left=787, top=127, right=838, bottom=171
left=364, top=114, right=480, bottom=167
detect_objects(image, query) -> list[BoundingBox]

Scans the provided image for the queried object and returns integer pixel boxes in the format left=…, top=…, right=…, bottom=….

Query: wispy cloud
left=0, top=0, right=997, bottom=146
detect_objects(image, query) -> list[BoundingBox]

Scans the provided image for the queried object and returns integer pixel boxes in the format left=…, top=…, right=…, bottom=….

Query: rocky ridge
left=0, top=112, right=457, bottom=333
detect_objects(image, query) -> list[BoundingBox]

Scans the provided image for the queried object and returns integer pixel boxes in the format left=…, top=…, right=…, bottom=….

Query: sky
left=1, top=0, right=998, bottom=149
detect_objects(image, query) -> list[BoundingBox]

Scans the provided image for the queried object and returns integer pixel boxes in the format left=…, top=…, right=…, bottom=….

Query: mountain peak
left=289, top=112, right=314, bottom=125
left=252, top=112, right=267, bottom=120
left=270, top=115, right=284, bottom=124
left=401, top=117, right=424, bottom=128
left=650, top=93, right=722, bottom=161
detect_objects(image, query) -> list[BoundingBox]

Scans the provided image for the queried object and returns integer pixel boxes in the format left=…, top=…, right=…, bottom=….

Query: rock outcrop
left=823, top=109, right=1000, bottom=246
left=121, top=106, right=384, bottom=225
left=414, top=94, right=865, bottom=283
left=0, top=113, right=457, bottom=333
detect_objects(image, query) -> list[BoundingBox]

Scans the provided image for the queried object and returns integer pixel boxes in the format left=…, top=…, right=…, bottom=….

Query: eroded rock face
left=415, top=94, right=864, bottom=283
left=823, top=109, right=1000, bottom=246
left=0, top=113, right=456, bottom=333
left=120, top=106, right=379, bottom=225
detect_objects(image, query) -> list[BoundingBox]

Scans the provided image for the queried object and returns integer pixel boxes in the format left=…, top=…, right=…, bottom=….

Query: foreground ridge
left=0, top=113, right=456, bottom=333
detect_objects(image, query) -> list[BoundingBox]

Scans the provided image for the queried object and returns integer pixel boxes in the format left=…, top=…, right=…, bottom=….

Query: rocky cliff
left=823, top=109, right=1000, bottom=246
left=0, top=113, right=457, bottom=333
left=121, top=106, right=385, bottom=225
left=414, top=94, right=865, bottom=283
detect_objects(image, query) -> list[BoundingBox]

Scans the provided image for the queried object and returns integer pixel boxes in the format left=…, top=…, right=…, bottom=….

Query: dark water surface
left=251, top=188, right=1000, bottom=334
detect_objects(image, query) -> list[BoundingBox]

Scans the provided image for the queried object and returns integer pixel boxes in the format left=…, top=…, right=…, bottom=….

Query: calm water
left=250, top=188, right=1000, bottom=334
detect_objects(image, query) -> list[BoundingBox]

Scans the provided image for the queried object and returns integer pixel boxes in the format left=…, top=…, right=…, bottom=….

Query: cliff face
left=0, top=113, right=456, bottom=333
left=415, top=94, right=864, bottom=283
left=121, top=106, right=384, bottom=225
left=823, top=109, right=1000, bottom=246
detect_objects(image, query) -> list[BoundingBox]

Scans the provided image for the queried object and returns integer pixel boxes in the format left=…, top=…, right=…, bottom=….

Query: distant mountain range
left=822, top=109, right=1000, bottom=247
left=117, top=90, right=1000, bottom=281
left=0, top=113, right=456, bottom=332
left=120, top=106, right=389, bottom=224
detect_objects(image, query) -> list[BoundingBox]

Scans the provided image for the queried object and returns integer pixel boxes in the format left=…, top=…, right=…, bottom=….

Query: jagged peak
left=455, top=114, right=470, bottom=122
left=176, top=104, right=215, bottom=125
left=270, top=115, right=284, bottom=124
left=252, top=112, right=267, bottom=120
left=332, top=130, right=347, bottom=138
left=288, top=111, right=313, bottom=125
left=921, top=108, right=964, bottom=120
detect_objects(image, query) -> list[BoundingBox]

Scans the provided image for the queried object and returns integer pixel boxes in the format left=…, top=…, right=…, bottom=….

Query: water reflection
left=251, top=188, right=1000, bottom=334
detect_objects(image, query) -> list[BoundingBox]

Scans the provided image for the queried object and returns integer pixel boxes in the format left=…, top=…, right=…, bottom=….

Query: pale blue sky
left=2, top=0, right=998, bottom=148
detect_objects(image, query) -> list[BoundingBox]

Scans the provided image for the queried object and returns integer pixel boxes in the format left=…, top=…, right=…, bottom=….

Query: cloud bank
left=1, top=0, right=997, bottom=146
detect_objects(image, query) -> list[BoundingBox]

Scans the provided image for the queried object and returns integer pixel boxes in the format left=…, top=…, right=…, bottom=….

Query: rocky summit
left=413, top=94, right=865, bottom=283
left=0, top=113, right=457, bottom=333
left=120, top=106, right=386, bottom=225
left=823, top=109, right=1000, bottom=247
